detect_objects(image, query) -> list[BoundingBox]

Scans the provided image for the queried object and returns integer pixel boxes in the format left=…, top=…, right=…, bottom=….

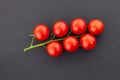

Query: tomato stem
left=51, top=34, right=55, bottom=40
left=24, top=38, right=65, bottom=52
left=30, top=36, right=35, bottom=46
left=67, top=31, right=71, bottom=36
left=24, top=35, right=80, bottom=52
left=28, top=34, right=34, bottom=37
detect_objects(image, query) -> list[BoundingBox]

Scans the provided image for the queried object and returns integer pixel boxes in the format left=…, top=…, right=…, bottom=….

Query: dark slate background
left=0, top=0, right=120, bottom=80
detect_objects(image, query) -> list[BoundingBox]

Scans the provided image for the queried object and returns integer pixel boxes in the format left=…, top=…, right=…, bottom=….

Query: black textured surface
left=0, top=0, right=120, bottom=80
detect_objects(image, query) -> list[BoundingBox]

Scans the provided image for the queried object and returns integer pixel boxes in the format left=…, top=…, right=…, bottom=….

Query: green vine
left=24, top=34, right=80, bottom=52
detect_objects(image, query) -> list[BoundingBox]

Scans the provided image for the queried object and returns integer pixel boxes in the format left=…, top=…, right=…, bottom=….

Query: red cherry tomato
left=34, top=24, right=50, bottom=41
left=52, top=21, right=68, bottom=37
left=70, top=18, right=86, bottom=35
left=88, top=19, right=104, bottom=35
left=46, top=41, right=63, bottom=57
left=80, top=34, right=96, bottom=50
left=63, top=36, right=79, bottom=52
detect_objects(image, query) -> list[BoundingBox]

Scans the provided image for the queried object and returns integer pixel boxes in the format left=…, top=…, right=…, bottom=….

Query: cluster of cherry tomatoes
left=32, top=18, right=104, bottom=57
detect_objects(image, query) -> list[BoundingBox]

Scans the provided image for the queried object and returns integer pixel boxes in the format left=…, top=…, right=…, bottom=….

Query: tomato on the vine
left=63, top=36, right=79, bottom=52
left=70, top=18, right=86, bottom=35
left=24, top=18, right=104, bottom=57
left=88, top=19, right=104, bottom=35
left=52, top=21, right=68, bottom=37
left=34, top=24, right=50, bottom=41
left=46, top=41, right=63, bottom=57
left=80, top=34, right=96, bottom=50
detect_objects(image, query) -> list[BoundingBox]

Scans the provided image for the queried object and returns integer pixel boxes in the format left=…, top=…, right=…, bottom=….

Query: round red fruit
left=46, top=41, right=63, bottom=57
left=34, top=24, right=50, bottom=41
left=52, top=21, right=68, bottom=37
left=80, top=34, right=96, bottom=50
left=63, top=36, right=79, bottom=52
left=88, top=19, right=104, bottom=35
left=71, top=18, right=86, bottom=35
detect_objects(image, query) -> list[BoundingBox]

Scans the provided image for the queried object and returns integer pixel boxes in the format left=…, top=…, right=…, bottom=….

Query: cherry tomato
left=63, top=36, right=79, bottom=52
left=70, top=18, right=86, bottom=35
left=88, top=19, right=104, bottom=35
left=80, top=34, right=96, bottom=50
left=46, top=41, right=63, bottom=57
left=34, top=24, right=50, bottom=41
left=52, top=21, right=68, bottom=37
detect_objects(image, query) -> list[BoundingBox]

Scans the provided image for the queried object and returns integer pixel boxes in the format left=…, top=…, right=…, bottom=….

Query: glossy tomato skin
left=34, top=24, right=50, bottom=41
left=88, top=19, right=104, bottom=35
left=52, top=21, right=68, bottom=37
left=80, top=34, right=96, bottom=50
left=46, top=41, right=63, bottom=57
left=70, top=18, right=86, bottom=35
left=63, top=36, right=79, bottom=52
